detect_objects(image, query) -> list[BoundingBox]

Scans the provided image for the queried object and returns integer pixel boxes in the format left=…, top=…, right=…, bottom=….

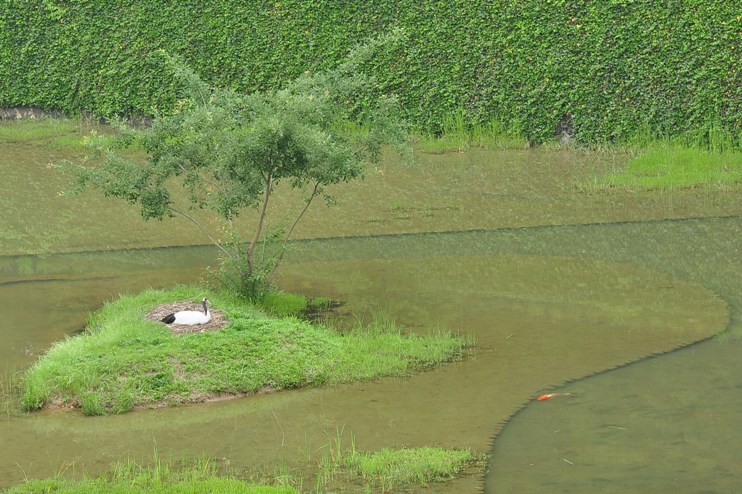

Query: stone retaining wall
left=0, top=107, right=65, bottom=120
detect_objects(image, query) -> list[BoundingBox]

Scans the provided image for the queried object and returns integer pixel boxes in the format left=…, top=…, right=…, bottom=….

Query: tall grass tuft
left=1, top=368, right=22, bottom=416
left=417, top=108, right=528, bottom=153
left=260, top=291, right=310, bottom=317
left=343, top=446, right=475, bottom=490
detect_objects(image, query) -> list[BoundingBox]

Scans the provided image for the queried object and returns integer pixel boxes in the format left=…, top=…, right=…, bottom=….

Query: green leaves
left=58, top=37, right=409, bottom=298
left=1, top=1, right=738, bottom=146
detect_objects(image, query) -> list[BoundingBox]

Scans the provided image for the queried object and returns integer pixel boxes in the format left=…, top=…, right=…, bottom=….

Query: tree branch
left=265, top=180, right=321, bottom=286
left=168, top=204, right=233, bottom=258
left=247, top=168, right=274, bottom=274
left=284, top=181, right=320, bottom=245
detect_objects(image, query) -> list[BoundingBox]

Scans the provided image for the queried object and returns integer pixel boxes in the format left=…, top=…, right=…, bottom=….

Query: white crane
left=161, top=297, right=212, bottom=325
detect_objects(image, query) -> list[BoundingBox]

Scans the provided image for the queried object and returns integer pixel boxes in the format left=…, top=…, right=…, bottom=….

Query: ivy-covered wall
left=1, top=0, right=739, bottom=144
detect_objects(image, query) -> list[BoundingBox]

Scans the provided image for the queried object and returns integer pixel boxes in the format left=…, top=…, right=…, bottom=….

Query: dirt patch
left=145, top=301, right=229, bottom=334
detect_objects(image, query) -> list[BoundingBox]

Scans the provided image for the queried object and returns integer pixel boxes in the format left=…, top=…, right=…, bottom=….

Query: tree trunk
left=246, top=169, right=273, bottom=278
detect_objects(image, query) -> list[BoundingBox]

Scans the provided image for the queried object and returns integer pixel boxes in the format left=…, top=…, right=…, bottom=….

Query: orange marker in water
left=537, top=392, right=572, bottom=401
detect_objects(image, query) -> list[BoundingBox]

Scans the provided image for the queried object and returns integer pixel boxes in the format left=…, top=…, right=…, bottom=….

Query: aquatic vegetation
left=0, top=370, right=21, bottom=417
left=0, top=119, right=91, bottom=148
left=19, top=286, right=468, bottom=415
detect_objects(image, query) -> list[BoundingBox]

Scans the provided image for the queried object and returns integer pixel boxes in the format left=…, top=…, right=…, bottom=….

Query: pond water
left=484, top=217, right=742, bottom=493
left=1, top=128, right=741, bottom=492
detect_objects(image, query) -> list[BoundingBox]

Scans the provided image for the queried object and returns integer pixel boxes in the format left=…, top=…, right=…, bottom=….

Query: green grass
left=312, top=429, right=482, bottom=492
left=19, top=285, right=468, bottom=415
left=259, top=292, right=335, bottom=319
left=260, top=291, right=310, bottom=316
left=343, top=447, right=476, bottom=490
left=2, top=443, right=481, bottom=494
left=594, top=141, right=742, bottom=191
left=3, top=456, right=298, bottom=494
left=416, top=109, right=528, bottom=153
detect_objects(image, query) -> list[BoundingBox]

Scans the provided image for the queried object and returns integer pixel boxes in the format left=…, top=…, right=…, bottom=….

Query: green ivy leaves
left=0, top=0, right=738, bottom=146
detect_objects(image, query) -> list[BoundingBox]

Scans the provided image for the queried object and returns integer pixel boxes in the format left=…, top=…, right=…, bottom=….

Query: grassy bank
left=19, top=285, right=468, bottom=415
left=4, top=117, right=741, bottom=261
left=3, top=445, right=481, bottom=494
left=2, top=456, right=297, bottom=494
left=413, top=118, right=742, bottom=191
left=5, top=117, right=738, bottom=185
left=3, top=461, right=297, bottom=494
left=594, top=141, right=742, bottom=191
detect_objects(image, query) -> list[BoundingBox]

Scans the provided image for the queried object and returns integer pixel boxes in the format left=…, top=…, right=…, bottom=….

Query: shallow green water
left=485, top=217, right=742, bottom=493
left=487, top=340, right=742, bottom=493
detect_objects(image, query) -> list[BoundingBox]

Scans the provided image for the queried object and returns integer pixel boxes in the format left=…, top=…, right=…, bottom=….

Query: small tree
left=63, top=32, right=409, bottom=299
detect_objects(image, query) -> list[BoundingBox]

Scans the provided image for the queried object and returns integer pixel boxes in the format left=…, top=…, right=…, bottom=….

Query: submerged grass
left=18, top=285, right=469, bottom=415
left=0, top=118, right=92, bottom=148
left=0, top=368, right=22, bottom=416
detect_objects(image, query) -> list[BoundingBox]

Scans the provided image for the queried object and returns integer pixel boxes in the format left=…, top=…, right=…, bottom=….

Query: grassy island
left=20, top=286, right=468, bottom=416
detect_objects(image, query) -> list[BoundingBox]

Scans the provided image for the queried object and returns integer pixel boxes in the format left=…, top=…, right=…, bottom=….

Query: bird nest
left=145, top=301, right=229, bottom=334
